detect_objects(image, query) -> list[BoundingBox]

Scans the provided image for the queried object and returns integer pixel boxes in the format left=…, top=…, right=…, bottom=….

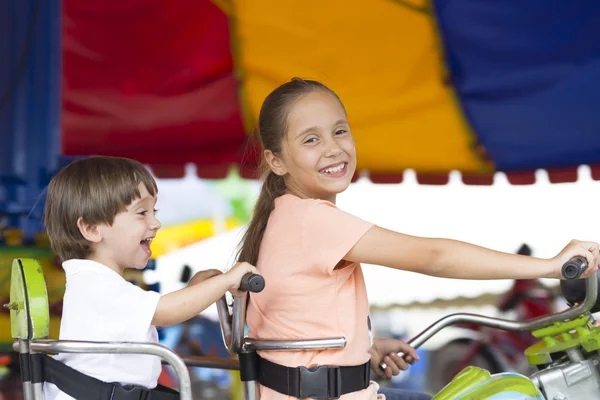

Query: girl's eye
left=153, top=208, right=159, bottom=215
left=304, top=137, right=317, bottom=144
left=335, top=129, right=347, bottom=135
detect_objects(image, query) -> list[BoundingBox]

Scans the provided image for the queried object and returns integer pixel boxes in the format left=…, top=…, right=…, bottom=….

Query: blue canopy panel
left=434, top=0, right=600, bottom=171
left=0, top=0, right=61, bottom=234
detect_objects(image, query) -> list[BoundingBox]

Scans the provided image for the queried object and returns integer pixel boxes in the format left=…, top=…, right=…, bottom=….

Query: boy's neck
left=86, top=253, right=125, bottom=276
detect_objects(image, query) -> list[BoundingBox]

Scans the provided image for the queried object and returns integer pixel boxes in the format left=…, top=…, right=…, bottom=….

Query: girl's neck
left=285, top=188, right=337, bottom=204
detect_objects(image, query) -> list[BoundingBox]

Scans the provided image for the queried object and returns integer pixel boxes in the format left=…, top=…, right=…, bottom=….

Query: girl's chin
left=317, top=182, right=351, bottom=196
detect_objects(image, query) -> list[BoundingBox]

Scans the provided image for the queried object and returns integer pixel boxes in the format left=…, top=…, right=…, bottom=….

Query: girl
left=238, top=78, right=599, bottom=400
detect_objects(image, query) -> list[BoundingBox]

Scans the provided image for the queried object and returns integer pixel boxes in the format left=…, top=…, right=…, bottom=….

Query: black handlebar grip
left=240, top=273, right=265, bottom=293
left=561, top=256, right=588, bottom=280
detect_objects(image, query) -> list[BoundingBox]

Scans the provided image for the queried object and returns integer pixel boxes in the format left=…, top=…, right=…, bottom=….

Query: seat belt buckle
left=109, top=384, right=150, bottom=400
left=299, top=365, right=342, bottom=399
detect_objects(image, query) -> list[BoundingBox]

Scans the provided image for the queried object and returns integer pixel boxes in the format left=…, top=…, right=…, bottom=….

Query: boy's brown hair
left=44, top=156, right=158, bottom=261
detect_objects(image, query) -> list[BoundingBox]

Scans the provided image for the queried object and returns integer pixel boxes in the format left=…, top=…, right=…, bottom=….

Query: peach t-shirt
left=247, top=194, right=378, bottom=400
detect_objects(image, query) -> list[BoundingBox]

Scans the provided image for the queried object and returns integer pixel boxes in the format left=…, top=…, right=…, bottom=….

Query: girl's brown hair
left=237, top=78, right=344, bottom=265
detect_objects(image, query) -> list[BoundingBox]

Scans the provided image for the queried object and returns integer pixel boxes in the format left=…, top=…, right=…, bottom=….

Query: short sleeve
left=105, top=281, right=161, bottom=340
left=301, top=201, right=374, bottom=275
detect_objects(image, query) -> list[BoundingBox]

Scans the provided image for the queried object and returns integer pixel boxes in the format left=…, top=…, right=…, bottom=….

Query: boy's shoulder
left=62, top=260, right=159, bottom=309
left=62, top=259, right=139, bottom=298
left=62, top=259, right=122, bottom=280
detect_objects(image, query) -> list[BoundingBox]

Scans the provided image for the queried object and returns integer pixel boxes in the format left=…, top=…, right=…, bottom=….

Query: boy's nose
left=150, top=216, right=161, bottom=230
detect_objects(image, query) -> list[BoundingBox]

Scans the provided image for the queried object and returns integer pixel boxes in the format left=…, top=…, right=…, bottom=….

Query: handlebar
left=380, top=257, right=596, bottom=370
left=561, top=255, right=588, bottom=280
left=240, top=273, right=265, bottom=292
left=217, top=273, right=264, bottom=354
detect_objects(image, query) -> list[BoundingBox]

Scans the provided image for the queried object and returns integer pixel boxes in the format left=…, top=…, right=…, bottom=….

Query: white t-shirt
left=44, top=259, right=162, bottom=400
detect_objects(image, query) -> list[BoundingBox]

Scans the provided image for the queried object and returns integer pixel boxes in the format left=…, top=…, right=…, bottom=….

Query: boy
left=43, top=156, right=256, bottom=400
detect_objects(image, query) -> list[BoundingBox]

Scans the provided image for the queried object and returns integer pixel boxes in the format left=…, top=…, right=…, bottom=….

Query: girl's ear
left=264, top=149, right=287, bottom=176
left=77, top=217, right=103, bottom=243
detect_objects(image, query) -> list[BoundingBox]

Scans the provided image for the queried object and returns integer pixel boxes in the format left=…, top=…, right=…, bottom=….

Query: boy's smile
left=140, top=236, right=154, bottom=257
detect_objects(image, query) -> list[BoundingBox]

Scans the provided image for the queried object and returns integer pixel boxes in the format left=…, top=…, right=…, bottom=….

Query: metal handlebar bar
left=408, top=274, right=596, bottom=351
left=217, top=292, right=248, bottom=354
left=25, top=340, right=193, bottom=400
left=380, top=258, right=597, bottom=370
left=217, top=275, right=346, bottom=355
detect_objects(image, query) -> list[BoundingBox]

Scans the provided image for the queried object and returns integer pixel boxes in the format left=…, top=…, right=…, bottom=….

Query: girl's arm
left=344, top=226, right=599, bottom=280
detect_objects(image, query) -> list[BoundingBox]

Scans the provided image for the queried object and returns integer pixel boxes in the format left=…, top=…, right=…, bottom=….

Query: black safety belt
left=257, top=355, right=371, bottom=399
left=31, top=353, right=180, bottom=400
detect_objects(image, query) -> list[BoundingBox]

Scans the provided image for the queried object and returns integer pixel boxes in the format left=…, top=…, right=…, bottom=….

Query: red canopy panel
left=61, top=0, right=247, bottom=166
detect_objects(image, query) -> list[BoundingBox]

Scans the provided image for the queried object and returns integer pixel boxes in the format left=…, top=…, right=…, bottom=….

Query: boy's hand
left=224, top=261, right=259, bottom=295
left=188, top=269, right=222, bottom=286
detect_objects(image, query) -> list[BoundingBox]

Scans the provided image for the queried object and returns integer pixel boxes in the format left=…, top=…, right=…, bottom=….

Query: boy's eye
left=138, top=209, right=158, bottom=216
left=304, top=137, right=317, bottom=144
left=335, top=129, right=347, bottom=135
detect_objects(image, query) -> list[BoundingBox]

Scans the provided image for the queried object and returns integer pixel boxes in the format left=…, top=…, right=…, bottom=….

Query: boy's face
left=93, top=183, right=161, bottom=274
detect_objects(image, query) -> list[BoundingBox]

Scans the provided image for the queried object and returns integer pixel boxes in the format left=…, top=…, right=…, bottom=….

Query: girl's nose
left=324, top=139, right=343, bottom=157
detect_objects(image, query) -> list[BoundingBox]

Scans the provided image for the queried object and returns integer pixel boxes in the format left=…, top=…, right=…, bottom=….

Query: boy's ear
left=264, top=149, right=287, bottom=176
left=76, top=217, right=102, bottom=243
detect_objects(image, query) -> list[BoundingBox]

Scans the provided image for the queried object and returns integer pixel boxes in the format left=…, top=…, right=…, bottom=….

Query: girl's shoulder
left=273, top=194, right=347, bottom=229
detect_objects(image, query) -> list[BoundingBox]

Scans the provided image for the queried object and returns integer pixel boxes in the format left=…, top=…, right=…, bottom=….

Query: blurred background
left=1, top=0, right=600, bottom=398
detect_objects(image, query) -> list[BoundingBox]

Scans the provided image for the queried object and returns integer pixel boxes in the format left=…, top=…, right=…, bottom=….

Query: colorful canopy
left=61, top=0, right=600, bottom=184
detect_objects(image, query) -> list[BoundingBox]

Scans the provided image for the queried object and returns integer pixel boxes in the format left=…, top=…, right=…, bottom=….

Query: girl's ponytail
left=238, top=170, right=286, bottom=265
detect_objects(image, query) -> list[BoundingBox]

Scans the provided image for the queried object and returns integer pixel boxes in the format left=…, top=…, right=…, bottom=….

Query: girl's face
left=266, top=90, right=357, bottom=203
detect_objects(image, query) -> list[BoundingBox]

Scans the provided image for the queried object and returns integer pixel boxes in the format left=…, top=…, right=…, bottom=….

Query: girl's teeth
left=323, top=164, right=345, bottom=173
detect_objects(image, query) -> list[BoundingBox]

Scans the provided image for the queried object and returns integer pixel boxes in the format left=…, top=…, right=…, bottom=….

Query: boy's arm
left=188, top=269, right=222, bottom=285
left=152, top=262, right=257, bottom=327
